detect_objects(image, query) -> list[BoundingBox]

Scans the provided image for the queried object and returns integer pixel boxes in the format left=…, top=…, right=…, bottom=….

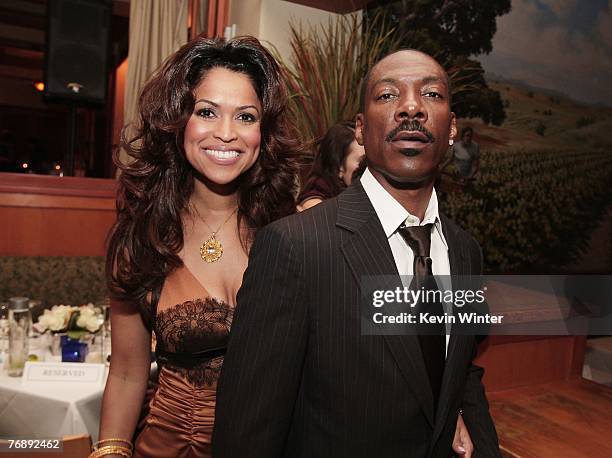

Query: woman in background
left=97, top=36, right=298, bottom=458
left=297, top=120, right=365, bottom=211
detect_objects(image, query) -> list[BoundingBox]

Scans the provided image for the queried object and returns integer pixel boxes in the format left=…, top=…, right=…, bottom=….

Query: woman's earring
left=449, top=139, right=454, bottom=146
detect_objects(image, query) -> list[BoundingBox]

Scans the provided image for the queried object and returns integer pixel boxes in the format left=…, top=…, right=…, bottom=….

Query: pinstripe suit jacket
left=213, top=182, right=501, bottom=458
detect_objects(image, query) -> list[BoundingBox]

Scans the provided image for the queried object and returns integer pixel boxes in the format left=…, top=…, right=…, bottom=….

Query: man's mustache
left=385, top=120, right=435, bottom=143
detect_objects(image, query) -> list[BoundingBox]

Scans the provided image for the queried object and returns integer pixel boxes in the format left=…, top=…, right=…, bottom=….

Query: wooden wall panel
left=0, top=172, right=117, bottom=256
left=475, top=335, right=587, bottom=392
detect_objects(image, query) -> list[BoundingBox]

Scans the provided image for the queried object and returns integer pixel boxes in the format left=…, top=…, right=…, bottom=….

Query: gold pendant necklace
left=200, top=234, right=224, bottom=263
left=193, top=207, right=237, bottom=263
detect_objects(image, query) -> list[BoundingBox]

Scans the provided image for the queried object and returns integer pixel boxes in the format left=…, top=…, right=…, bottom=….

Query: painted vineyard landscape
left=440, top=77, right=612, bottom=273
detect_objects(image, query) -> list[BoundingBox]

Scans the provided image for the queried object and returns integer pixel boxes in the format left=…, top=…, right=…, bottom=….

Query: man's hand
left=453, top=413, right=474, bottom=457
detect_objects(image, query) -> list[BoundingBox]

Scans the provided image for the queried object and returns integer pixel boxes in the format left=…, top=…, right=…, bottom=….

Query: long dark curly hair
left=106, top=36, right=299, bottom=325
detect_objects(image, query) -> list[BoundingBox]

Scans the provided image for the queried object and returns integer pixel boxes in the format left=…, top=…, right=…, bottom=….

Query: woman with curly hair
left=97, top=36, right=299, bottom=458
left=297, top=120, right=365, bottom=211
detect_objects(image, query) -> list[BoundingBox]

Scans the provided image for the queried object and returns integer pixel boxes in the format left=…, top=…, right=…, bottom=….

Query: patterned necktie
left=397, top=223, right=445, bottom=407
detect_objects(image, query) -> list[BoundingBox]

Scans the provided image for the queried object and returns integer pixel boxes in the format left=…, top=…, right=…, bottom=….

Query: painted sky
left=479, top=0, right=612, bottom=106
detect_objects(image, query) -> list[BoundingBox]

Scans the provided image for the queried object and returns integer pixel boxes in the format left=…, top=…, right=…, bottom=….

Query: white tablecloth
left=0, top=367, right=106, bottom=441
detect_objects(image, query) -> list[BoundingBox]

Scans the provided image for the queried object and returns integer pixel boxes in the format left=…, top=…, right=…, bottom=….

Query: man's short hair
left=359, top=67, right=372, bottom=113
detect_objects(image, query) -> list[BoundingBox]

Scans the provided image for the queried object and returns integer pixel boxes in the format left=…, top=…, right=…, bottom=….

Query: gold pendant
left=200, top=234, right=223, bottom=263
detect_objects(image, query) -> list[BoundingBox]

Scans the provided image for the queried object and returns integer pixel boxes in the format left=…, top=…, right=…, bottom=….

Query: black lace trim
left=155, top=298, right=233, bottom=387
left=164, top=355, right=225, bottom=387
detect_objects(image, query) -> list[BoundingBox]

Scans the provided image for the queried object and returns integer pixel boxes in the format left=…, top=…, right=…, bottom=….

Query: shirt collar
left=360, top=167, right=448, bottom=249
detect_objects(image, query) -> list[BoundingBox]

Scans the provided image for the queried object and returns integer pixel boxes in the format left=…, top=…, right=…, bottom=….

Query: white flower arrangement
left=35, top=303, right=104, bottom=338
left=75, top=303, right=104, bottom=333
left=36, top=304, right=73, bottom=332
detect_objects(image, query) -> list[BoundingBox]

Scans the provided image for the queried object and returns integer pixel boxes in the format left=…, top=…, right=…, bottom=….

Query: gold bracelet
left=89, top=448, right=132, bottom=457
left=93, top=438, right=134, bottom=450
left=89, top=446, right=131, bottom=458
left=89, top=445, right=132, bottom=457
left=89, top=449, right=131, bottom=458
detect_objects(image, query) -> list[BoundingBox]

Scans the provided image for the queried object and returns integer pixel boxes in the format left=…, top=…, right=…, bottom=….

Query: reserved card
left=22, top=362, right=106, bottom=387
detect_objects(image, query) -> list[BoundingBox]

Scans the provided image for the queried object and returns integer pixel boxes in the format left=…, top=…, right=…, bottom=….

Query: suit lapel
left=441, top=213, right=466, bottom=277
left=440, top=212, right=466, bottom=375
left=337, top=183, right=435, bottom=427
left=433, top=214, right=472, bottom=441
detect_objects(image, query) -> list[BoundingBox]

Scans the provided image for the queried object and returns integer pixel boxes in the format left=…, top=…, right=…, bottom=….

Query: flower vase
left=61, top=335, right=88, bottom=363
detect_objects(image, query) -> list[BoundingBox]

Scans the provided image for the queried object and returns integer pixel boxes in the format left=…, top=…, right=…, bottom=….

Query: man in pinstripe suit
left=214, top=50, right=501, bottom=457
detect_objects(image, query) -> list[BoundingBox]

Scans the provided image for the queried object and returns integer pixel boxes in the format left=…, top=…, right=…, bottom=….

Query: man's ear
left=449, top=112, right=457, bottom=141
left=355, top=114, right=365, bottom=146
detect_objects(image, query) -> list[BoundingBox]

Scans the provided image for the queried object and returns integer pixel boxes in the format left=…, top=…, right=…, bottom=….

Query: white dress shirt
left=360, top=168, right=452, bottom=354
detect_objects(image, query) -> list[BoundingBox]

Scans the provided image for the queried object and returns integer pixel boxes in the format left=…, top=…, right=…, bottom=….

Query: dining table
left=0, top=360, right=107, bottom=442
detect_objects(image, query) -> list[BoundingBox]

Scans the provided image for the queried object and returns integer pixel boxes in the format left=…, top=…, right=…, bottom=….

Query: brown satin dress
left=134, top=265, right=234, bottom=458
